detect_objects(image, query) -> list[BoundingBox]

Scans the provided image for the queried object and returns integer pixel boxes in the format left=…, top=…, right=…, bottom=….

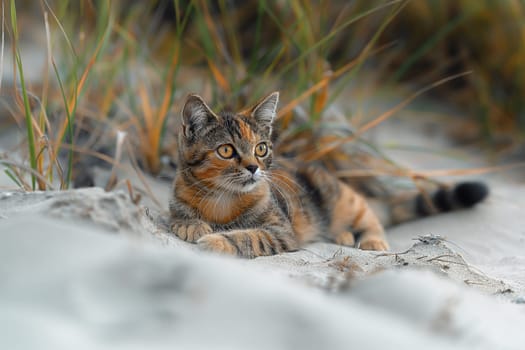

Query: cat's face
left=178, top=92, right=279, bottom=193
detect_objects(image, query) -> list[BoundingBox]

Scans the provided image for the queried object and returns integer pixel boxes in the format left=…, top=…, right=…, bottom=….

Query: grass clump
left=1, top=0, right=521, bottom=199
left=351, top=0, right=525, bottom=143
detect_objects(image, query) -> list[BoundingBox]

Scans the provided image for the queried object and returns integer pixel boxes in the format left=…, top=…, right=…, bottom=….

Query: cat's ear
left=181, top=94, right=218, bottom=138
left=250, top=91, right=279, bottom=127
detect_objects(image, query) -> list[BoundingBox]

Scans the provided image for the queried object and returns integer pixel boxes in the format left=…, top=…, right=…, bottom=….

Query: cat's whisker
left=264, top=169, right=311, bottom=216
left=267, top=180, right=293, bottom=217
left=269, top=168, right=304, bottom=192
left=262, top=172, right=298, bottom=199
left=267, top=173, right=301, bottom=196
left=262, top=173, right=300, bottom=217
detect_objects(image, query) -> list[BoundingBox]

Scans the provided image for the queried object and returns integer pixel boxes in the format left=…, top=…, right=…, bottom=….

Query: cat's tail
left=368, top=181, right=489, bottom=227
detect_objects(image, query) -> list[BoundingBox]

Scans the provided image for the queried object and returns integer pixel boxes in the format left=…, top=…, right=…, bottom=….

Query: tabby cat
left=169, top=92, right=488, bottom=258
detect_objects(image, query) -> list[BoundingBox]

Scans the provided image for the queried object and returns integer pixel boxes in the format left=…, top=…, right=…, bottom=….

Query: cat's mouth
left=219, top=173, right=262, bottom=193
left=242, top=177, right=258, bottom=186
left=237, top=175, right=261, bottom=192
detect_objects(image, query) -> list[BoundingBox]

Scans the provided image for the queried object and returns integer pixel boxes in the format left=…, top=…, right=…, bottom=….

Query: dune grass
left=1, top=0, right=522, bottom=195
left=369, top=0, right=525, bottom=140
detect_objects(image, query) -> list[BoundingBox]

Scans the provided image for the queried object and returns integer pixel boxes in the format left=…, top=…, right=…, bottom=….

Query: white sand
left=1, top=185, right=525, bottom=350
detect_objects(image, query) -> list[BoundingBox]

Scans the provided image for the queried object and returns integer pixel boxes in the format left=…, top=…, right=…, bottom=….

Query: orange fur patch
left=329, top=184, right=354, bottom=234
left=177, top=173, right=270, bottom=224
left=291, top=208, right=317, bottom=243
left=351, top=205, right=367, bottom=227
left=238, top=119, right=255, bottom=140
left=192, top=157, right=228, bottom=181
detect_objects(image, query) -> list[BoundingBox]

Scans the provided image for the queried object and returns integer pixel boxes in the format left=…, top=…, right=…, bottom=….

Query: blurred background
left=1, top=0, right=524, bottom=195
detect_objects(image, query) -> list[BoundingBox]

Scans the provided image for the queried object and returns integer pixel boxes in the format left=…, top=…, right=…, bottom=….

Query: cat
left=169, top=92, right=489, bottom=258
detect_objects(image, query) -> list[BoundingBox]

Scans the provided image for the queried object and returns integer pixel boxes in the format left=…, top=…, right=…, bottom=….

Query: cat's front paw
left=359, top=237, right=389, bottom=251
left=335, top=231, right=355, bottom=246
left=171, top=220, right=213, bottom=243
left=197, top=234, right=238, bottom=256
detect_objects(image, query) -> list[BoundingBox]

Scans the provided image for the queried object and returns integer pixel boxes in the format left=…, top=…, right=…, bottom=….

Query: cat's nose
left=246, top=164, right=259, bottom=174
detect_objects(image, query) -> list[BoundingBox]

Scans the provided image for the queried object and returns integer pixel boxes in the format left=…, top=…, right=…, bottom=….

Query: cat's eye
left=255, top=142, right=268, bottom=157
left=216, top=144, right=235, bottom=159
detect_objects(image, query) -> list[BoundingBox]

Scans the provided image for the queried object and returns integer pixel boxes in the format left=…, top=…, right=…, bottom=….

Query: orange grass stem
left=305, top=71, right=472, bottom=161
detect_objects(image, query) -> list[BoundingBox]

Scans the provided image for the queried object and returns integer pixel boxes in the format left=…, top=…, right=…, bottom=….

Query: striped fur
left=169, top=92, right=489, bottom=258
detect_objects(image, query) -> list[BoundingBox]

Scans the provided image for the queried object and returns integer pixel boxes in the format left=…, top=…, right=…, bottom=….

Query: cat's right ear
left=181, top=94, right=218, bottom=139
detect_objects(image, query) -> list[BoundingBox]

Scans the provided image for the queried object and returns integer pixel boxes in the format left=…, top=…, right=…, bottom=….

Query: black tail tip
left=453, top=181, right=489, bottom=207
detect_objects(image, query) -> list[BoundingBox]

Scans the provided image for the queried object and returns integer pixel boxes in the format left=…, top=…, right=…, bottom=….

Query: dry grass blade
left=138, top=84, right=154, bottom=134
left=0, top=159, right=55, bottom=190
left=53, top=142, right=120, bottom=167
left=277, top=43, right=394, bottom=120
left=336, top=162, right=525, bottom=179
left=313, top=71, right=330, bottom=115
left=157, top=45, right=180, bottom=131
left=359, top=71, right=472, bottom=134
left=413, top=163, right=525, bottom=178
left=207, top=58, right=230, bottom=92
left=199, top=0, right=226, bottom=59
left=124, top=138, right=162, bottom=209
left=105, top=131, right=127, bottom=192
left=305, top=71, right=472, bottom=161
left=126, top=179, right=141, bottom=205
left=42, top=0, right=78, bottom=59
left=137, top=44, right=180, bottom=174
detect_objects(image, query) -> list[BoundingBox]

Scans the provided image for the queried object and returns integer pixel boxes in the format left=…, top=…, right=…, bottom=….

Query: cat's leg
left=358, top=229, right=389, bottom=251
left=346, top=205, right=389, bottom=251
left=197, top=229, right=299, bottom=258
left=335, top=231, right=355, bottom=246
left=295, top=165, right=389, bottom=251
left=352, top=206, right=389, bottom=251
left=171, top=219, right=213, bottom=243
left=331, top=184, right=390, bottom=251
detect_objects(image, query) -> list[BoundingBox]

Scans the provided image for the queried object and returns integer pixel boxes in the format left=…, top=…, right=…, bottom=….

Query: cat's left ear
left=250, top=91, right=279, bottom=128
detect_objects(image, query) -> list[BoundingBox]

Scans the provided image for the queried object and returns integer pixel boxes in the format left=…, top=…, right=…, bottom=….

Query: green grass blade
left=327, top=1, right=408, bottom=111
left=50, top=59, right=72, bottom=189
left=4, top=168, right=23, bottom=189
left=11, top=0, right=37, bottom=190
left=392, top=12, right=467, bottom=81
left=277, top=0, right=404, bottom=78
